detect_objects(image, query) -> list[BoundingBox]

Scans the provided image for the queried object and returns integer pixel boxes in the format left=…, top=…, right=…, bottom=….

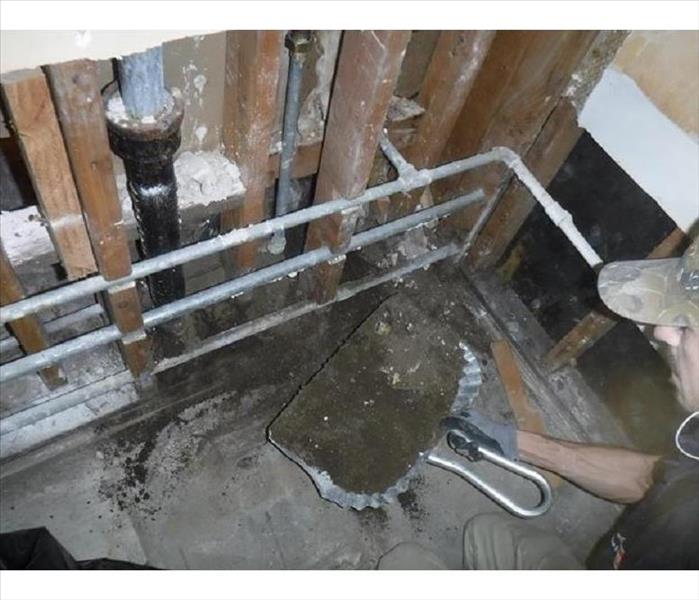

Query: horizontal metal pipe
left=0, top=141, right=602, bottom=396
left=0, top=325, right=124, bottom=384
left=0, top=144, right=601, bottom=325
left=156, top=243, right=459, bottom=374
left=0, top=243, right=461, bottom=447
left=0, top=369, right=133, bottom=436
left=0, top=303, right=105, bottom=358
left=0, top=190, right=484, bottom=383
left=0, top=149, right=496, bottom=325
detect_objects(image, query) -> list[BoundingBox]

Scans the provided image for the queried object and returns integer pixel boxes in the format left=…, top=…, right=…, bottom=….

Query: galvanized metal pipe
left=0, top=190, right=484, bottom=383
left=116, top=47, right=168, bottom=119
left=269, top=32, right=311, bottom=254
left=0, top=243, right=461, bottom=447
left=156, top=243, right=460, bottom=373
left=0, top=303, right=105, bottom=358
left=0, top=149, right=496, bottom=325
left=379, top=132, right=418, bottom=181
left=501, top=147, right=603, bottom=269
left=1, top=142, right=601, bottom=324
left=276, top=32, right=310, bottom=218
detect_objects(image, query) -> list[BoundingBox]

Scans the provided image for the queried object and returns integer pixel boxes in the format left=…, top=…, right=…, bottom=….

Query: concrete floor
left=0, top=259, right=625, bottom=569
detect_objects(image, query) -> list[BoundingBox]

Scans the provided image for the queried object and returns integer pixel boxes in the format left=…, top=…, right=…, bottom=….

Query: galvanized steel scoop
left=269, top=294, right=552, bottom=518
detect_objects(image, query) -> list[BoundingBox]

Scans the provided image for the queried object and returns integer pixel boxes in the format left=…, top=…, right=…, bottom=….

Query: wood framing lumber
left=221, top=30, right=283, bottom=274
left=45, top=61, right=132, bottom=281
left=45, top=60, right=152, bottom=377
left=265, top=140, right=321, bottom=186
left=490, top=338, right=561, bottom=486
left=1, top=243, right=66, bottom=389
left=433, top=31, right=597, bottom=233
left=1, top=68, right=97, bottom=280
left=469, top=98, right=584, bottom=270
left=394, top=30, right=495, bottom=217
left=492, top=339, right=549, bottom=435
left=303, top=30, right=410, bottom=304
left=544, top=228, right=687, bottom=372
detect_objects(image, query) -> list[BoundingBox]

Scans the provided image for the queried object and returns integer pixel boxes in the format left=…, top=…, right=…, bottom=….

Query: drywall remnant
left=1, top=31, right=214, bottom=75
left=580, top=67, right=699, bottom=233
left=163, top=32, right=226, bottom=153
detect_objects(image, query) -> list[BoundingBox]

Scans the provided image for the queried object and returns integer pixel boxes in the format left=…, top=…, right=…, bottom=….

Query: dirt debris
left=98, top=393, right=230, bottom=515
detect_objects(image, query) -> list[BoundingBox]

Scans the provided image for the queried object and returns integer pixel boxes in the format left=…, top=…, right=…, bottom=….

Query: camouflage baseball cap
left=597, top=237, right=699, bottom=328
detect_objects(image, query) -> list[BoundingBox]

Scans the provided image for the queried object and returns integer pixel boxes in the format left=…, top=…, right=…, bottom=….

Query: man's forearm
left=517, top=431, right=660, bottom=503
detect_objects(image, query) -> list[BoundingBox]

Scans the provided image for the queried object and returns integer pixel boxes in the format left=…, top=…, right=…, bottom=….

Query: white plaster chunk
left=0, top=208, right=55, bottom=266
left=116, top=150, right=244, bottom=220
left=1, top=150, right=245, bottom=268
left=386, top=95, right=425, bottom=122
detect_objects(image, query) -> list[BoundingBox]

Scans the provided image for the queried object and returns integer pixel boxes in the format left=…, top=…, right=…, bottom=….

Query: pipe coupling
left=103, top=81, right=184, bottom=163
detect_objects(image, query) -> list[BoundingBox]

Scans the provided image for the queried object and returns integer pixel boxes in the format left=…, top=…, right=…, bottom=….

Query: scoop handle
left=426, top=446, right=553, bottom=519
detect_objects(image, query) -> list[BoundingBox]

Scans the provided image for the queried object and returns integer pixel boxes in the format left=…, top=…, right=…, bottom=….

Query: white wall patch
left=580, top=67, right=699, bottom=234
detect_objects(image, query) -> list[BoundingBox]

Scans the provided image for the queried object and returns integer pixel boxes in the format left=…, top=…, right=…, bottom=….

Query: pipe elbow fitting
left=492, top=146, right=520, bottom=167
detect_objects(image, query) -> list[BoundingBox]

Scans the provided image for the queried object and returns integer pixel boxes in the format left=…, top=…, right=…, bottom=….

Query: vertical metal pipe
left=106, top=46, right=186, bottom=306
left=269, top=31, right=312, bottom=255
left=116, top=47, right=168, bottom=119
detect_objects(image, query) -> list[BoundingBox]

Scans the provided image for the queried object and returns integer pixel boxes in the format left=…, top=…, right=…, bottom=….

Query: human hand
left=442, top=410, right=518, bottom=460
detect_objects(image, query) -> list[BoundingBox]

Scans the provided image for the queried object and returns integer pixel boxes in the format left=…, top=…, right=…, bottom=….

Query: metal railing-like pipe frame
left=0, top=190, right=484, bottom=383
left=0, top=143, right=494, bottom=325
left=0, top=135, right=602, bottom=385
left=0, top=303, right=105, bottom=357
left=0, top=243, right=460, bottom=438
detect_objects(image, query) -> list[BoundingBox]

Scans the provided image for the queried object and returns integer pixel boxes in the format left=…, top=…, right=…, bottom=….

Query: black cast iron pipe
left=104, top=50, right=186, bottom=306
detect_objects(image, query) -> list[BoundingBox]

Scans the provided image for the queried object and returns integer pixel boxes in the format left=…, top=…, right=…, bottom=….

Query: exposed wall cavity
left=1, top=151, right=244, bottom=270
left=163, top=32, right=226, bottom=153
left=297, top=31, right=342, bottom=145
left=395, top=31, right=440, bottom=99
